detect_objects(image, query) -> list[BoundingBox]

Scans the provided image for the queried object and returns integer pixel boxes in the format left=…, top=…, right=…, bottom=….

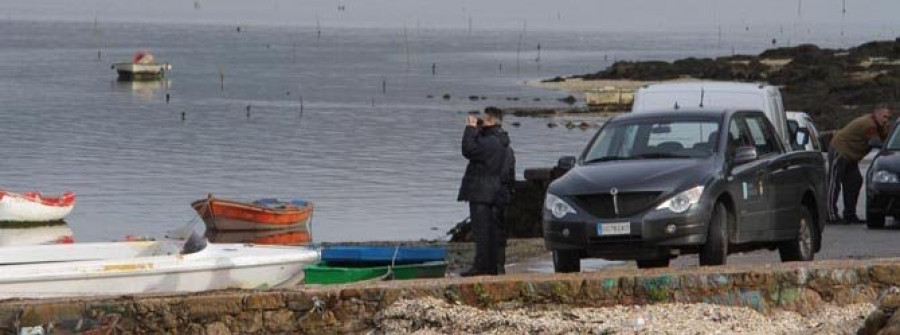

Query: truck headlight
left=655, top=186, right=704, bottom=213
left=545, top=193, right=576, bottom=219
left=873, top=170, right=900, bottom=183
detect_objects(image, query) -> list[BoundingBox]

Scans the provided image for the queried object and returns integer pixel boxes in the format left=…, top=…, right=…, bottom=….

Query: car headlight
left=873, top=170, right=900, bottom=183
left=545, top=193, right=576, bottom=219
left=655, top=186, right=705, bottom=213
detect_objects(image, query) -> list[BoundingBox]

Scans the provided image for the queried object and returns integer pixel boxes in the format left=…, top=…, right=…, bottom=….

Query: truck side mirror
left=733, top=146, right=758, bottom=165
left=557, top=156, right=577, bottom=171
left=795, top=129, right=810, bottom=147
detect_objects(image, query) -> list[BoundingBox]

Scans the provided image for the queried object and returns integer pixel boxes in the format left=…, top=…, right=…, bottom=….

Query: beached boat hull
left=321, top=245, right=447, bottom=266
left=0, top=239, right=319, bottom=298
left=192, top=197, right=313, bottom=231
left=0, top=191, right=75, bottom=223
left=304, top=261, right=447, bottom=285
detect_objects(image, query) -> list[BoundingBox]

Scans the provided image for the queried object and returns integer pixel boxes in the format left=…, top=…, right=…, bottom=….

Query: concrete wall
left=3, top=259, right=900, bottom=334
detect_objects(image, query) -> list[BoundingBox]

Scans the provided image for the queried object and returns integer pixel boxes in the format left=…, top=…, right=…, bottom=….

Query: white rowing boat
left=0, top=235, right=319, bottom=298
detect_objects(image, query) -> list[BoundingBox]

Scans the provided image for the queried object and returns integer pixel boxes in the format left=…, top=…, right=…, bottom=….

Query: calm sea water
left=0, top=20, right=885, bottom=242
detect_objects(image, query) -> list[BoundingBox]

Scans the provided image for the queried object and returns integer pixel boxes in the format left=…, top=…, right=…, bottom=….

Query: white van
left=632, top=82, right=790, bottom=146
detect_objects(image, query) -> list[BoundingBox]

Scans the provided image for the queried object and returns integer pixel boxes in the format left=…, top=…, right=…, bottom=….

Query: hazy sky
left=4, top=0, right=900, bottom=33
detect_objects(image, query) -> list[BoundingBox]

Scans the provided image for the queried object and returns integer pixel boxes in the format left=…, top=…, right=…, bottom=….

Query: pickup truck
left=543, top=109, right=826, bottom=272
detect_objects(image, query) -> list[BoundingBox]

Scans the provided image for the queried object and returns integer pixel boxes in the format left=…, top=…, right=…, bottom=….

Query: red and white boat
left=0, top=191, right=76, bottom=223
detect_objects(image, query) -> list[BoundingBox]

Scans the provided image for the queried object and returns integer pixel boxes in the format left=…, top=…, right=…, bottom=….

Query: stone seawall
left=4, top=259, right=900, bottom=334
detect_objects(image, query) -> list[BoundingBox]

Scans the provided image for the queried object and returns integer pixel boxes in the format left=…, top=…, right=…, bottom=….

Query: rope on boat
left=385, top=245, right=401, bottom=280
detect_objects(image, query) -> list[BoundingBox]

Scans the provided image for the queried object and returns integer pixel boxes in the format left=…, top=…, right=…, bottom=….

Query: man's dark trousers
left=470, top=202, right=500, bottom=274
left=828, top=147, right=862, bottom=221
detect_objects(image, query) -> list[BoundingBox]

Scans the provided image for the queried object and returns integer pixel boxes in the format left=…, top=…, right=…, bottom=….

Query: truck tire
left=552, top=250, right=580, bottom=273
left=867, top=211, right=886, bottom=229
left=779, top=206, right=816, bottom=262
left=636, top=258, right=670, bottom=269
left=700, top=202, right=728, bottom=266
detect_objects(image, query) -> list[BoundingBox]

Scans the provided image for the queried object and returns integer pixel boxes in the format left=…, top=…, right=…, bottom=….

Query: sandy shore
left=527, top=78, right=655, bottom=94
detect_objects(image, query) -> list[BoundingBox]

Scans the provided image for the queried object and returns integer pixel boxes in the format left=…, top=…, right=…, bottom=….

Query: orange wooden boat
left=205, top=228, right=312, bottom=246
left=191, top=194, right=313, bottom=231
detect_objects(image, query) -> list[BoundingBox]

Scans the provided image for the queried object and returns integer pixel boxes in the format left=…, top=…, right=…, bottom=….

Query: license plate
left=597, top=222, right=631, bottom=236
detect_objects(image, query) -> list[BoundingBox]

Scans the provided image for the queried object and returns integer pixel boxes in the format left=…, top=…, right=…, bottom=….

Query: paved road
left=510, top=223, right=900, bottom=274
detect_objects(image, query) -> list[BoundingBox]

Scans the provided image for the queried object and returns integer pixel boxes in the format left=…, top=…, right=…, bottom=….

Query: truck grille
left=574, top=192, right=661, bottom=219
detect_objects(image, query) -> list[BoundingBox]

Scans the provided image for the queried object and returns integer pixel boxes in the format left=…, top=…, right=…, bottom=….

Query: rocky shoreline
left=537, top=38, right=900, bottom=130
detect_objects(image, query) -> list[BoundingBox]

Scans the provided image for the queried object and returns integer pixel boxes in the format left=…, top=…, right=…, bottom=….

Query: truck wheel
left=867, top=211, right=886, bottom=229
left=779, top=206, right=816, bottom=262
left=552, top=250, right=580, bottom=273
left=700, top=202, right=728, bottom=266
left=636, top=258, right=670, bottom=269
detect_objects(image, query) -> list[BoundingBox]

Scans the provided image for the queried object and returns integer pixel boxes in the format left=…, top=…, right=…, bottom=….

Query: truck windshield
left=583, top=119, right=720, bottom=163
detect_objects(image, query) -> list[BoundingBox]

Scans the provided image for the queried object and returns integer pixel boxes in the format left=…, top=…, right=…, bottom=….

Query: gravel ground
left=371, top=297, right=874, bottom=334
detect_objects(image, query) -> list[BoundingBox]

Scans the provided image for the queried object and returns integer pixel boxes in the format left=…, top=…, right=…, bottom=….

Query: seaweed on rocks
left=556, top=38, right=900, bottom=130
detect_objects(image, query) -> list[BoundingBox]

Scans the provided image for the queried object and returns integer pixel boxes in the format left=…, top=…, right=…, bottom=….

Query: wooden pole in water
left=404, top=23, right=411, bottom=70
left=93, top=15, right=101, bottom=60
left=840, top=0, right=846, bottom=40
left=516, top=20, right=526, bottom=75
left=316, top=16, right=321, bottom=42
left=382, top=78, right=386, bottom=94
left=299, top=95, right=304, bottom=118
left=219, top=65, right=225, bottom=91
left=516, top=33, right=522, bottom=76
left=246, top=104, right=251, bottom=118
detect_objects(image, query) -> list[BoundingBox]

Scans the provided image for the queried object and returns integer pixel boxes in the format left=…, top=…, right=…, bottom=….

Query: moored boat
left=192, top=194, right=314, bottom=231
left=303, top=261, right=447, bottom=285
left=0, top=234, right=319, bottom=298
left=112, top=51, right=171, bottom=81
left=0, top=190, right=75, bottom=223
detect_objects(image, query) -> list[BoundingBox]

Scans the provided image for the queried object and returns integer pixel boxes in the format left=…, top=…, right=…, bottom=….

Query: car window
left=744, top=115, right=780, bottom=157
left=728, top=117, right=752, bottom=153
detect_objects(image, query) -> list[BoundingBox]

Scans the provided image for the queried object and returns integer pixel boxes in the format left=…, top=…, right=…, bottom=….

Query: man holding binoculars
left=457, top=107, right=515, bottom=277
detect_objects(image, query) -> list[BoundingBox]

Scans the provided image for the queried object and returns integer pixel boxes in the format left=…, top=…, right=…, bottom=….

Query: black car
left=866, top=122, right=900, bottom=228
left=543, top=109, right=826, bottom=272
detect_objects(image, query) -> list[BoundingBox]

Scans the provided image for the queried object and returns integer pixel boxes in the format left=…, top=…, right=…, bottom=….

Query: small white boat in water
left=112, top=51, right=172, bottom=81
left=0, top=234, right=319, bottom=298
left=0, top=190, right=75, bottom=223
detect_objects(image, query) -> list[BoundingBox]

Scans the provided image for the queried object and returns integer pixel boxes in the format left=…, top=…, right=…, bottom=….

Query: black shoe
left=843, top=214, right=865, bottom=224
left=460, top=268, right=487, bottom=277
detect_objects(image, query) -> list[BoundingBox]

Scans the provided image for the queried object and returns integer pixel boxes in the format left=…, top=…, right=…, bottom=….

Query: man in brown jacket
left=828, top=105, right=892, bottom=224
